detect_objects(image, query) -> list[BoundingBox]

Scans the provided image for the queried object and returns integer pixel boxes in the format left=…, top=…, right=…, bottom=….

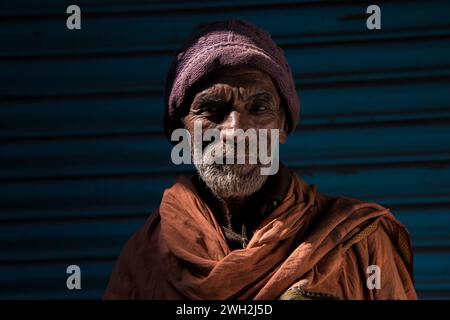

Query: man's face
left=183, top=65, right=288, bottom=199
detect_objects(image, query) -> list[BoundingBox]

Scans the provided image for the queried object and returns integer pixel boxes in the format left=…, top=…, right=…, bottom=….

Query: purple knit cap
left=163, top=20, right=300, bottom=139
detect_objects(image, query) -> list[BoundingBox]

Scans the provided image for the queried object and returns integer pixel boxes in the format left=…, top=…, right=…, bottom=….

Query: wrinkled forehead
left=196, top=65, right=280, bottom=97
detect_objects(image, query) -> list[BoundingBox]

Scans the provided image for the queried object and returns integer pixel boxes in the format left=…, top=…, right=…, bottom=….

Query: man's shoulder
left=317, top=191, right=415, bottom=277
left=118, top=209, right=161, bottom=259
left=314, top=188, right=387, bottom=217
left=312, top=188, right=411, bottom=251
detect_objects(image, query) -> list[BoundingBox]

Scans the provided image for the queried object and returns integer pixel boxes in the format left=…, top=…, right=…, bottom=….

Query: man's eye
left=251, top=105, right=268, bottom=112
left=200, top=103, right=224, bottom=114
left=207, top=105, right=219, bottom=112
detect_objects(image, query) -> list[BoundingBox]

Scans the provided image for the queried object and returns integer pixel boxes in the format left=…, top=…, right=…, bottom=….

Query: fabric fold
left=104, top=173, right=417, bottom=300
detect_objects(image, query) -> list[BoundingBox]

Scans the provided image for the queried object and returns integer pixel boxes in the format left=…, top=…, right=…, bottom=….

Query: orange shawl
left=104, top=173, right=417, bottom=299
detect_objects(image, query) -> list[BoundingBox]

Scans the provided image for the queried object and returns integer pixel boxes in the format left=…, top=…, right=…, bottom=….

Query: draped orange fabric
left=104, top=173, right=417, bottom=299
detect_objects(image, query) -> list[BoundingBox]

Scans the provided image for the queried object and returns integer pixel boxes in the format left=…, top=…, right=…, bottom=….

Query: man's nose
left=220, top=110, right=245, bottom=143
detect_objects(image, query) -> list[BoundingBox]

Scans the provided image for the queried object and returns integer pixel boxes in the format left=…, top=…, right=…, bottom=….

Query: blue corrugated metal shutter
left=1, top=0, right=450, bottom=299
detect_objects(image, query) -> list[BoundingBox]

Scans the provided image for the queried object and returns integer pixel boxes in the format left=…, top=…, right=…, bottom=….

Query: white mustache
left=199, top=140, right=259, bottom=165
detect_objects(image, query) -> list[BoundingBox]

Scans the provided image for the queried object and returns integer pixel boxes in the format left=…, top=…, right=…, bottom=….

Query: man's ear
left=279, top=107, right=289, bottom=144
left=279, top=126, right=287, bottom=144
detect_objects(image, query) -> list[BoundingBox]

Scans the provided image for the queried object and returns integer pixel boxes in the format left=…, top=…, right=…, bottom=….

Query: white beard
left=193, top=140, right=268, bottom=199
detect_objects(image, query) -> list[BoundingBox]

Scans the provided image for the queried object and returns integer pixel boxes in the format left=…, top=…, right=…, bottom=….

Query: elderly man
left=104, top=20, right=417, bottom=300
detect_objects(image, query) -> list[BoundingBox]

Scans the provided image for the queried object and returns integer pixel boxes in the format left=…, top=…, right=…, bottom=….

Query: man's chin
left=196, top=162, right=267, bottom=199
